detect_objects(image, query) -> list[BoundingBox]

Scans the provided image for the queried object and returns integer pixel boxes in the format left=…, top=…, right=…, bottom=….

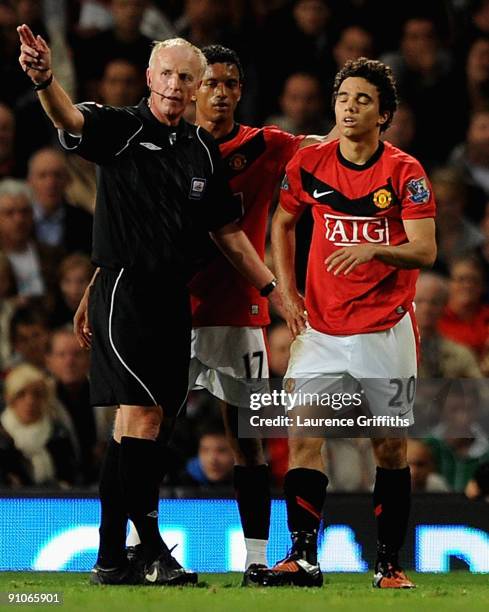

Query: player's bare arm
left=325, top=217, right=436, bottom=276
left=17, top=24, right=84, bottom=134
left=210, top=222, right=287, bottom=319
left=271, top=205, right=307, bottom=338
left=73, top=268, right=100, bottom=349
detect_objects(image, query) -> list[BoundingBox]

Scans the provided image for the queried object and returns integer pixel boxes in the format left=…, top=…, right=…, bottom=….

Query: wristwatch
left=260, top=278, right=278, bottom=297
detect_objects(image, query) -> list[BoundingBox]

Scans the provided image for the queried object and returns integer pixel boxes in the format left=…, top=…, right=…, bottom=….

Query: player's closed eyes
left=336, top=94, right=371, bottom=105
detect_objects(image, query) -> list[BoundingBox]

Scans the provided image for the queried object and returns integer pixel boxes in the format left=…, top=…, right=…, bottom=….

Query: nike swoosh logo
left=313, top=189, right=334, bottom=198
left=145, top=567, right=158, bottom=582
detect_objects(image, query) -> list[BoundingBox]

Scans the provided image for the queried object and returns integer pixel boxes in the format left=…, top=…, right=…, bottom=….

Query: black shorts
left=88, top=267, right=191, bottom=415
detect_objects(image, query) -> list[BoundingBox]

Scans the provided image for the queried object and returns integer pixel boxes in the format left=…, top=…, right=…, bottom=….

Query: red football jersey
left=190, top=124, right=303, bottom=327
left=280, top=139, right=436, bottom=335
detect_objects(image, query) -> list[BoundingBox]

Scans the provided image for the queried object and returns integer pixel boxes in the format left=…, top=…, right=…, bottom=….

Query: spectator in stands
left=0, top=253, right=18, bottom=373
left=380, top=15, right=456, bottom=166
left=176, top=0, right=232, bottom=48
left=459, top=0, right=489, bottom=46
left=438, top=254, right=489, bottom=363
left=0, top=418, right=32, bottom=486
left=97, top=58, right=145, bottom=107
left=431, top=167, right=484, bottom=270
left=28, top=148, right=93, bottom=256
left=465, top=461, right=489, bottom=501
left=0, top=363, right=77, bottom=487
left=46, top=327, right=100, bottom=484
left=0, top=179, right=61, bottom=300
left=0, top=103, right=22, bottom=180
left=332, top=24, right=374, bottom=69
left=427, top=381, right=489, bottom=492
left=415, top=272, right=482, bottom=378
left=180, top=420, right=234, bottom=488
left=449, top=109, right=489, bottom=201
left=265, top=72, right=331, bottom=135
left=50, top=254, right=94, bottom=328
left=73, top=0, right=152, bottom=100
left=78, top=0, right=176, bottom=41
left=8, top=302, right=51, bottom=371
left=382, top=102, right=416, bottom=156
left=257, top=0, right=335, bottom=120
left=407, top=439, right=450, bottom=492
left=460, top=35, right=489, bottom=120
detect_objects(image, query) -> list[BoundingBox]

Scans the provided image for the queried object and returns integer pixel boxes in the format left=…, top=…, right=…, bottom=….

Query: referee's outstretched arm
left=17, top=24, right=84, bottom=135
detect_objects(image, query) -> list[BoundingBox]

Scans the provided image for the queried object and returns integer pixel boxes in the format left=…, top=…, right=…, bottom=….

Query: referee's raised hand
left=17, top=24, right=52, bottom=84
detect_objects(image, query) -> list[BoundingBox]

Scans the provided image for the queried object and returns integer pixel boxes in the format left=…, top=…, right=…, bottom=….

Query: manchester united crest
left=373, top=188, right=392, bottom=209
left=229, top=153, right=247, bottom=171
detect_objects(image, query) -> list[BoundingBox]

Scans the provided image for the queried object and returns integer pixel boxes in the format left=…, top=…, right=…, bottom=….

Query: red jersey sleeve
left=399, top=157, right=436, bottom=220
left=279, top=153, right=307, bottom=216
left=266, top=126, right=304, bottom=165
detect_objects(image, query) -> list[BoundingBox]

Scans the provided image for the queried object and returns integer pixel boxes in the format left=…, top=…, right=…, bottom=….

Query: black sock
left=283, top=468, right=328, bottom=564
left=97, top=439, right=127, bottom=568
left=119, top=436, right=167, bottom=564
left=373, top=466, right=411, bottom=565
left=234, top=465, right=271, bottom=540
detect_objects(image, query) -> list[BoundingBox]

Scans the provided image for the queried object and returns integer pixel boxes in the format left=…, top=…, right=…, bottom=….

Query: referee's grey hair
left=149, top=38, right=207, bottom=78
left=0, top=178, right=33, bottom=202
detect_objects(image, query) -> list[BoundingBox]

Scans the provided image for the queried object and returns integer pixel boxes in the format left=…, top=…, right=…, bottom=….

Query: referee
left=18, top=25, right=284, bottom=586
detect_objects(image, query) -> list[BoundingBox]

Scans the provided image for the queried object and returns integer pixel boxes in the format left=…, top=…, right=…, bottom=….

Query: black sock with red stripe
left=284, top=468, right=328, bottom=564
left=373, top=466, right=411, bottom=568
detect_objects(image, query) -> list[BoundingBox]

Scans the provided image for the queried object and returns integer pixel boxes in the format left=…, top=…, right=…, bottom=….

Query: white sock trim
left=245, top=537, right=268, bottom=568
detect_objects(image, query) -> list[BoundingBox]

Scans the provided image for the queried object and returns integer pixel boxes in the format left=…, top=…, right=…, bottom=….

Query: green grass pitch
left=0, top=572, right=488, bottom=612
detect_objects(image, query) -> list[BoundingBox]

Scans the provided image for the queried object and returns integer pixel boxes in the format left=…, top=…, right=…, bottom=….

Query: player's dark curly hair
left=201, top=45, right=244, bottom=82
left=332, top=57, right=398, bottom=132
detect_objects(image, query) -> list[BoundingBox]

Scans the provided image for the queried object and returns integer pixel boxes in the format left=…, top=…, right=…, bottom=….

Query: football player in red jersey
left=188, top=45, right=323, bottom=583
left=250, top=58, right=437, bottom=589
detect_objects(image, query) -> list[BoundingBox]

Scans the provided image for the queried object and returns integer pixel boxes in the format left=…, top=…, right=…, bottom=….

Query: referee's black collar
left=135, top=98, right=192, bottom=140
left=337, top=140, right=384, bottom=171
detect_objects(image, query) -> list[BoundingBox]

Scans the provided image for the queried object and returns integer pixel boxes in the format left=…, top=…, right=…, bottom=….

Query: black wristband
left=33, top=73, right=53, bottom=91
left=260, top=278, right=278, bottom=297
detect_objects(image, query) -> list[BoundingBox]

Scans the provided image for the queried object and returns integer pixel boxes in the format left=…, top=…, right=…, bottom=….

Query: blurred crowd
left=2, top=0, right=489, bottom=500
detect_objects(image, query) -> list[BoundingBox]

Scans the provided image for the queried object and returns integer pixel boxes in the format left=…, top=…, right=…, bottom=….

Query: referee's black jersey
left=58, top=98, right=240, bottom=277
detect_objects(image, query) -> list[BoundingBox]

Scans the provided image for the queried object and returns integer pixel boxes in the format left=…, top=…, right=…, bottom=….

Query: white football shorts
left=284, top=311, right=418, bottom=424
left=189, top=326, right=270, bottom=408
